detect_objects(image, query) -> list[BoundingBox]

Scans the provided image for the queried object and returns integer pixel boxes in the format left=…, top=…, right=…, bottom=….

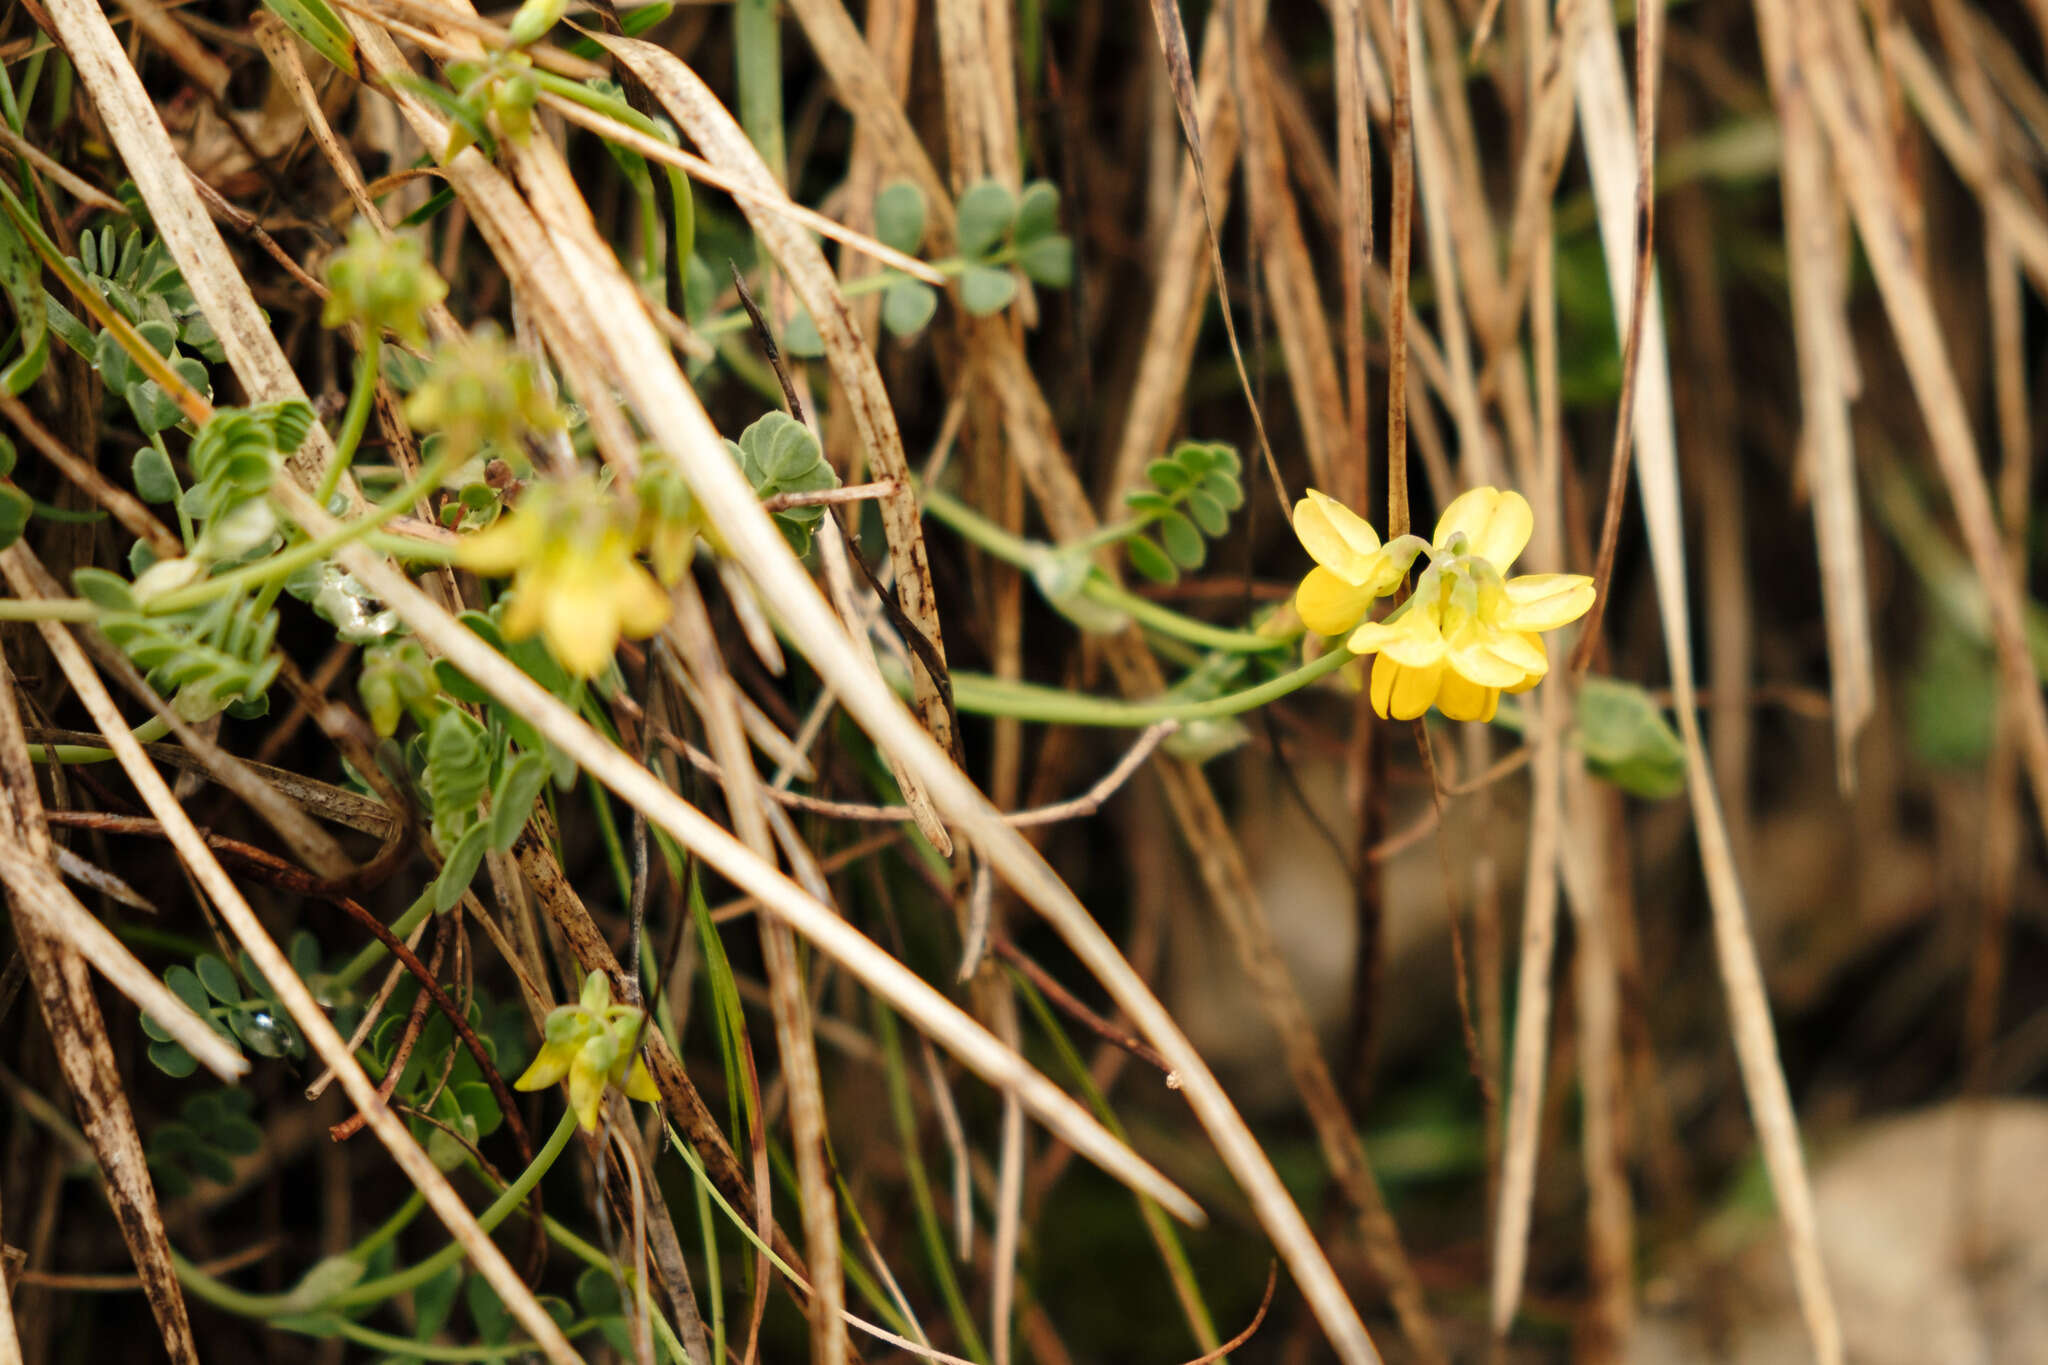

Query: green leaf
left=72, top=566, right=138, bottom=611
left=783, top=310, right=825, bottom=358
left=1015, top=235, right=1073, bottom=288
left=435, top=822, right=489, bottom=912
left=576, top=1266, right=624, bottom=1318
left=415, top=1263, right=463, bottom=1339
left=1575, top=676, right=1686, bottom=799
left=132, top=446, right=180, bottom=503
left=1122, top=489, right=1173, bottom=516
left=209, top=1115, right=264, bottom=1157
left=881, top=279, right=938, bottom=338
left=0, top=435, right=13, bottom=479
left=1200, top=469, right=1244, bottom=510
left=487, top=753, right=548, bottom=852
left=1030, top=550, right=1130, bottom=636
left=1158, top=510, right=1205, bottom=569
left=1144, top=458, right=1192, bottom=494
left=271, top=1256, right=366, bottom=1316
left=0, top=484, right=29, bottom=552
left=1186, top=489, right=1230, bottom=538
left=467, top=1275, right=512, bottom=1345
left=1125, top=534, right=1177, bottom=585
left=1014, top=181, right=1060, bottom=243
left=955, top=179, right=1017, bottom=259
left=0, top=209, right=48, bottom=396
left=260, top=0, right=358, bottom=75
left=195, top=954, right=241, bottom=1005
left=148, top=1041, right=198, bottom=1078
left=163, top=964, right=210, bottom=1017
left=959, top=264, right=1017, bottom=316
left=874, top=181, right=928, bottom=256
left=738, top=411, right=824, bottom=487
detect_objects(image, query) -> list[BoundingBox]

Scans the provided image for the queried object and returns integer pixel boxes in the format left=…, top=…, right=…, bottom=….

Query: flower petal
left=1357, top=607, right=1446, bottom=668
left=514, top=1040, right=576, bottom=1091
left=1371, top=653, right=1444, bottom=720
left=1503, top=573, right=1595, bottom=631
left=568, top=1054, right=607, bottom=1132
left=1485, top=628, right=1548, bottom=675
left=1433, top=487, right=1533, bottom=570
left=1296, top=566, right=1378, bottom=636
left=1448, top=637, right=1527, bottom=688
left=1293, top=489, right=1383, bottom=576
left=543, top=573, right=622, bottom=679
left=1435, top=670, right=1499, bottom=723
left=615, top=563, right=673, bottom=638
left=622, top=1058, right=660, bottom=1103
left=454, top=518, right=530, bottom=575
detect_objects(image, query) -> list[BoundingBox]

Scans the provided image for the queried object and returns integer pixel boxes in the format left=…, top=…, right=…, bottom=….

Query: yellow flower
left=1291, top=489, right=1406, bottom=637
left=456, top=476, right=671, bottom=678
left=514, top=971, right=662, bottom=1132
left=1346, top=487, right=1595, bottom=722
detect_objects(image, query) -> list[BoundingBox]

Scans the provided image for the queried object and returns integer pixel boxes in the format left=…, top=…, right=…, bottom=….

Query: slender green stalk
left=0, top=597, right=96, bottom=622
left=920, top=485, right=1288, bottom=655
left=349, top=1189, right=426, bottom=1262
left=331, top=886, right=435, bottom=994
left=1014, top=971, right=1224, bottom=1358
left=875, top=1001, right=989, bottom=1364
left=328, top=1106, right=579, bottom=1310
left=316, top=332, right=381, bottom=509
left=25, top=712, right=172, bottom=764
left=149, top=448, right=453, bottom=615
left=693, top=1158, right=725, bottom=1364
left=316, top=1316, right=607, bottom=1361
left=931, top=646, right=1353, bottom=727
left=734, top=0, right=786, bottom=184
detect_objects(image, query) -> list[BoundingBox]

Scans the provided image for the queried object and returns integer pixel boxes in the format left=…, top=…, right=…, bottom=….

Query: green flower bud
left=322, top=222, right=446, bottom=348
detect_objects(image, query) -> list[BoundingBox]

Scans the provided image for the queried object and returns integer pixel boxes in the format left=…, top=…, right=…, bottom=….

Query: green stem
left=0, top=598, right=98, bottom=621
left=931, top=646, right=1353, bottom=727
left=23, top=712, right=171, bottom=764
left=318, top=1316, right=607, bottom=1361
left=149, top=448, right=452, bottom=615
left=350, top=1188, right=426, bottom=1262
left=172, top=1109, right=577, bottom=1320
left=332, top=886, right=435, bottom=994
left=316, top=332, right=381, bottom=509
left=875, top=1002, right=989, bottom=1363
left=328, top=1106, right=579, bottom=1310
left=919, top=485, right=1287, bottom=655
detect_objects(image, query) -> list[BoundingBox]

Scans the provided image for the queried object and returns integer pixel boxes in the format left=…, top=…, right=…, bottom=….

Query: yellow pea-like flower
left=512, top=972, right=662, bottom=1132
left=456, top=476, right=672, bottom=679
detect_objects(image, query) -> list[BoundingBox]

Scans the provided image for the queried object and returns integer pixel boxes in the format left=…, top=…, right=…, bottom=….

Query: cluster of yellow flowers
left=1293, top=487, right=1595, bottom=723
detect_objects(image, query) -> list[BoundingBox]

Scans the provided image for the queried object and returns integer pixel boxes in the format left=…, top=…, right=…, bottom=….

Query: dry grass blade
left=1489, top=675, right=1566, bottom=1342
left=1750, top=2, right=1875, bottom=790
left=1578, top=6, right=1842, bottom=1361
left=0, top=656, right=199, bottom=1365
left=1139, top=0, right=1287, bottom=513
left=1107, top=4, right=1249, bottom=503
left=600, top=36, right=959, bottom=826
left=1332, top=0, right=1374, bottom=510
left=668, top=574, right=848, bottom=1365
left=1236, top=21, right=1346, bottom=488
